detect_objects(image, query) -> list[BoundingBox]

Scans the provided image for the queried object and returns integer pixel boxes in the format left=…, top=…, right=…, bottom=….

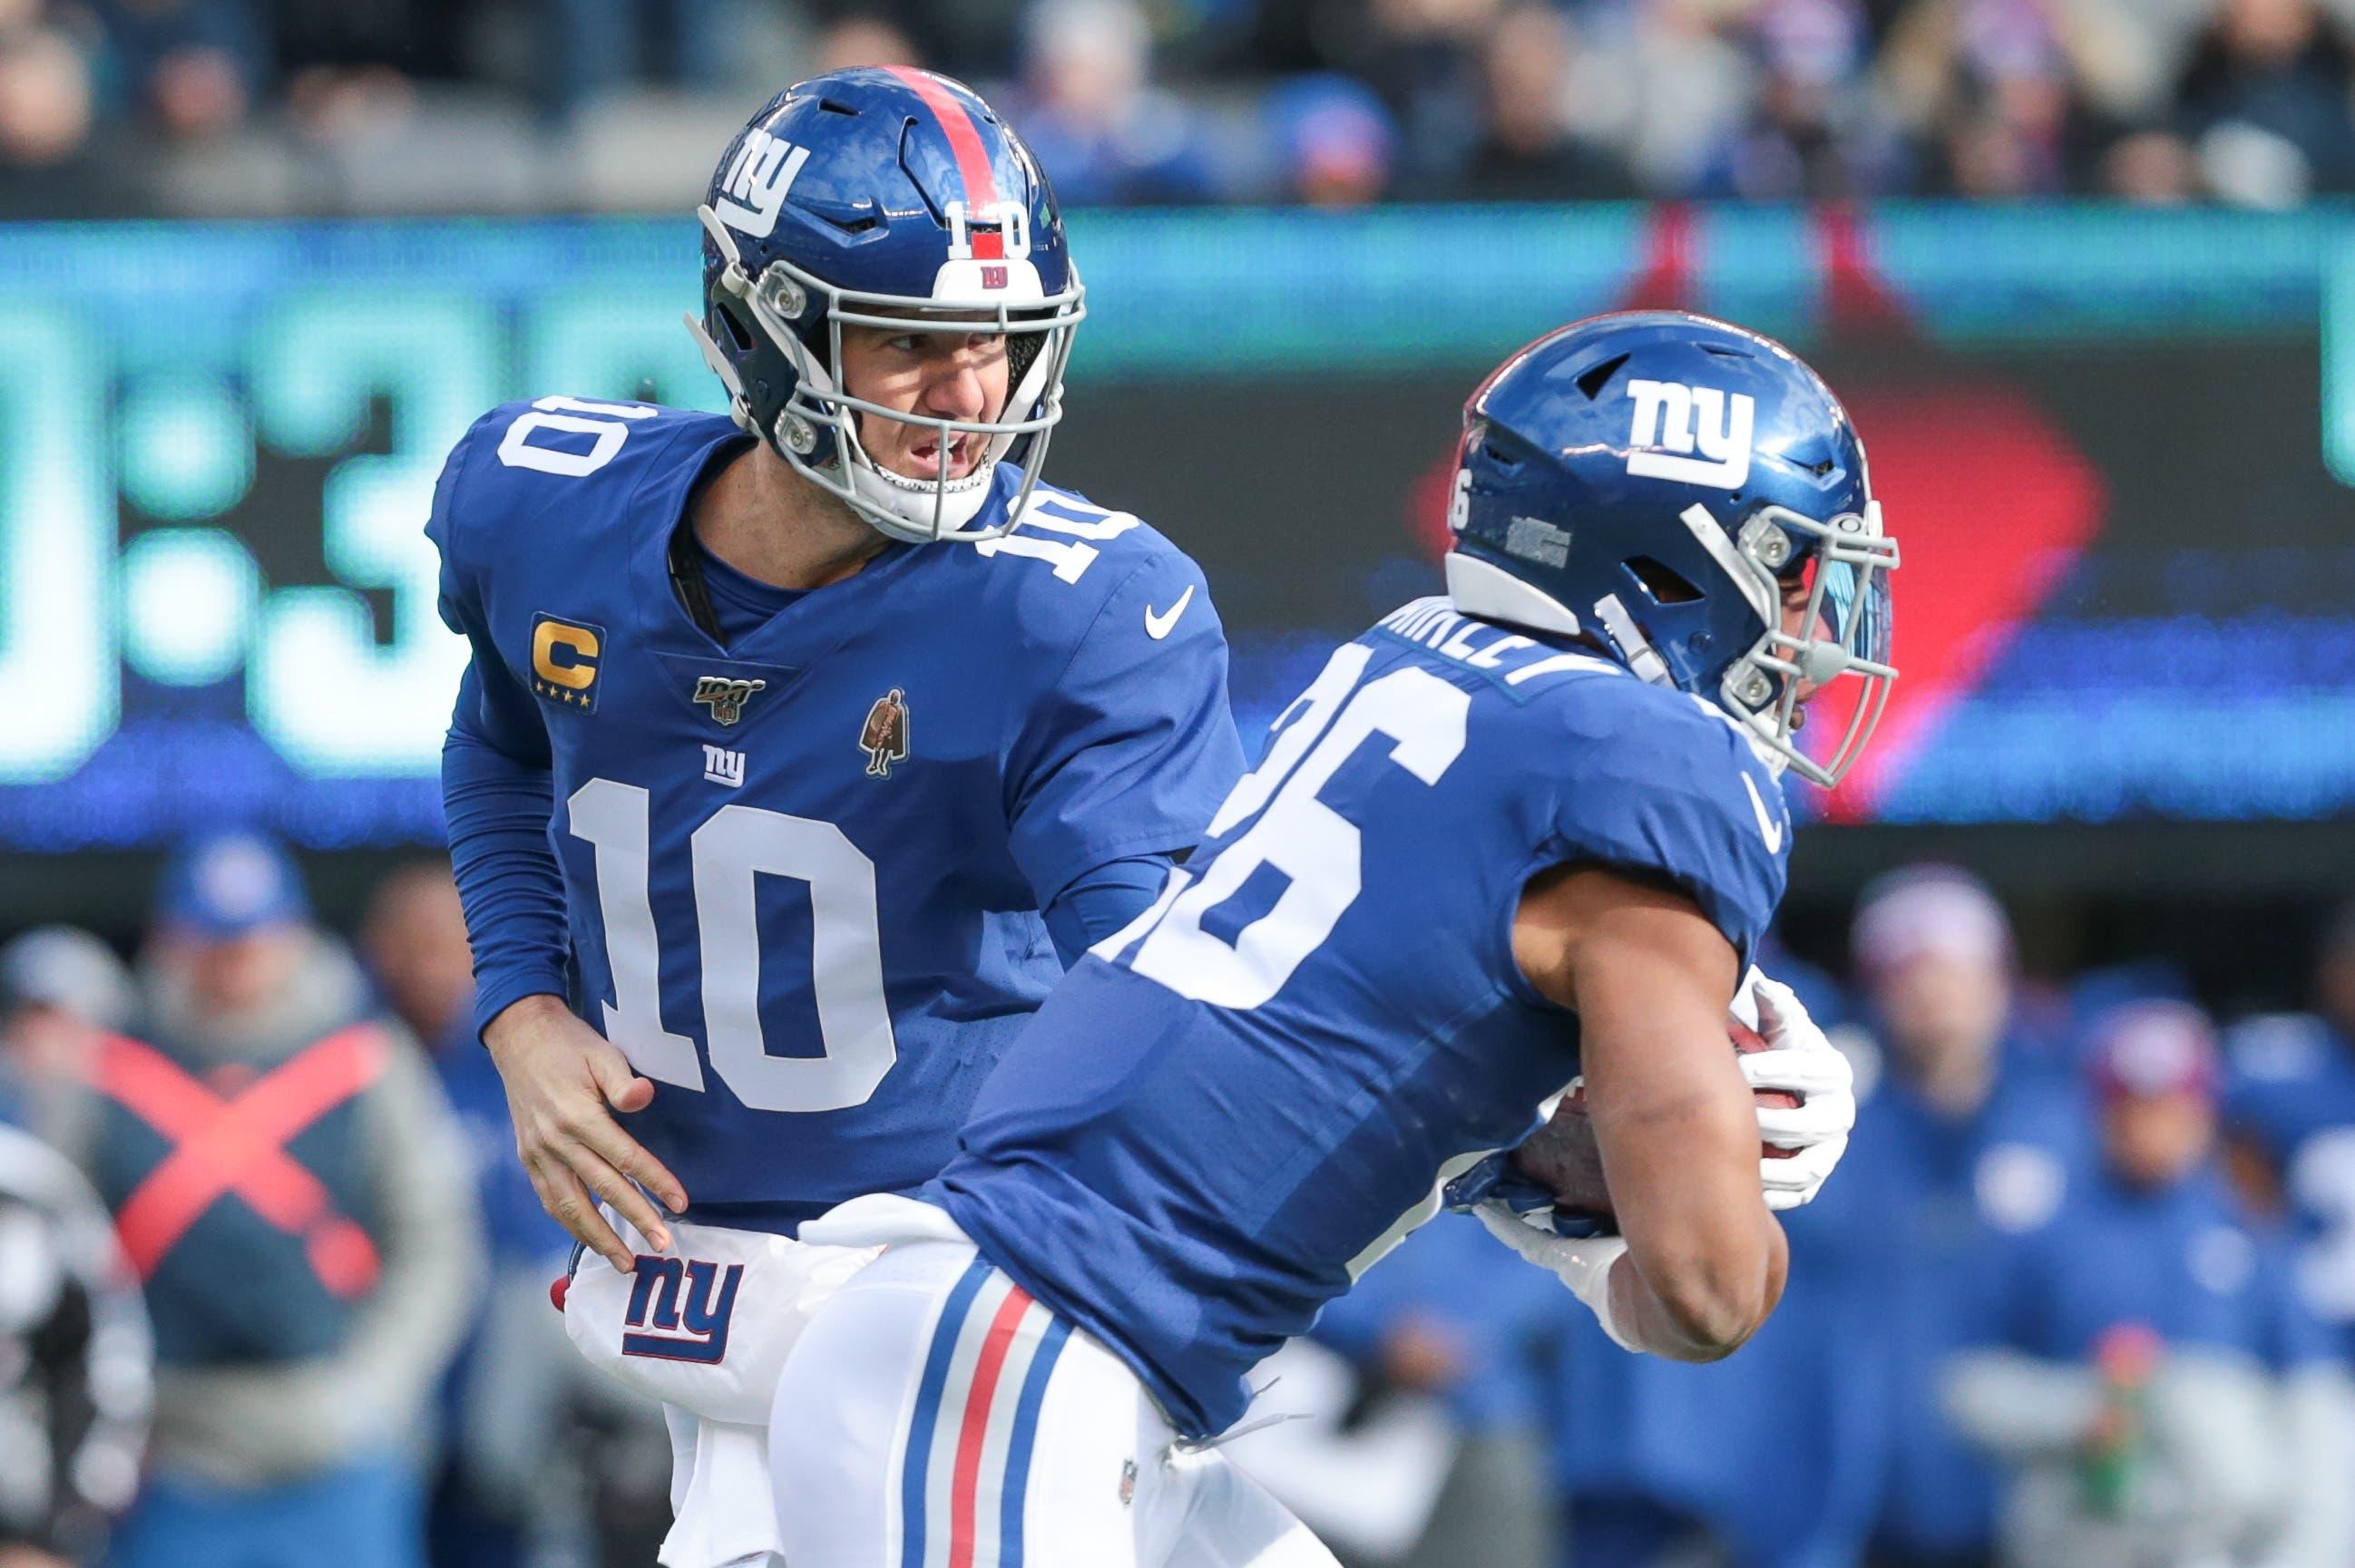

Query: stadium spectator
left=0, top=8, right=134, bottom=217
left=807, top=11, right=923, bottom=73
left=1267, top=71, right=1397, bottom=204
left=1948, top=1000, right=2355, bottom=1568
left=1835, top=865, right=2092, bottom=1568
left=1884, top=0, right=2097, bottom=195
left=2173, top=0, right=2355, bottom=203
left=1007, top=0, right=1224, bottom=206
left=83, top=0, right=264, bottom=140
left=43, top=830, right=481, bottom=1568
left=0, top=1117, right=151, bottom=1568
left=1443, top=4, right=1633, bottom=201
left=534, top=0, right=744, bottom=119
left=0, top=5, right=90, bottom=163
left=1692, top=0, right=1911, bottom=199
left=20, top=0, right=2355, bottom=205
left=1556, top=0, right=1755, bottom=195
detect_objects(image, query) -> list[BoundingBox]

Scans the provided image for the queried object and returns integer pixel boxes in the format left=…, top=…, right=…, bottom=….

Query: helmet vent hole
left=824, top=213, right=879, bottom=235
left=1799, top=458, right=1835, bottom=477
left=1700, top=343, right=1752, bottom=359
left=818, top=99, right=860, bottom=116
left=1575, top=354, right=1629, bottom=401
left=1627, top=556, right=1703, bottom=605
left=718, top=306, right=753, bottom=353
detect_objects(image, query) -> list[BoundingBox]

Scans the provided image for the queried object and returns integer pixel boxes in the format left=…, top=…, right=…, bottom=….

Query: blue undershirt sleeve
left=444, top=662, right=572, bottom=1041
left=1040, top=852, right=1176, bottom=969
left=427, top=412, right=574, bottom=1042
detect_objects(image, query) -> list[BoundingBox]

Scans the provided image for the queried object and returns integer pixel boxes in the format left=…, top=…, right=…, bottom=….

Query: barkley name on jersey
left=930, top=594, right=1791, bottom=1437
left=428, top=395, right=1242, bottom=1232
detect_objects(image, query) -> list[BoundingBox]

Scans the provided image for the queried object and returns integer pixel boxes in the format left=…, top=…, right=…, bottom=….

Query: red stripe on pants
left=949, top=1285, right=1032, bottom=1568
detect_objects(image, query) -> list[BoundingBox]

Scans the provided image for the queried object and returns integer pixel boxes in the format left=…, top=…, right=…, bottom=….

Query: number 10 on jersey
left=568, top=779, right=899, bottom=1114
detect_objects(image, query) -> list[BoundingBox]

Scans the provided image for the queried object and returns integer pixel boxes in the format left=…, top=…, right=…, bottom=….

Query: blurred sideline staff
left=2223, top=902, right=2355, bottom=1351
left=0, top=933, right=151, bottom=1568
left=1839, top=865, right=2092, bottom=1568
left=357, top=861, right=674, bottom=1568
left=28, top=831, right=482, bottom=1568
left=1949, top=1000, right=2355, bottom=1568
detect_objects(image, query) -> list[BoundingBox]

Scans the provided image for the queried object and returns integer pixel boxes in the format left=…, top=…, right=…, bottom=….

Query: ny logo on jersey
left=621, top=1256, right=743, bottom=1364
left=692, top=676, right=767, bottom=726
left=861, top=687, right=910, bottom=778
left=713, top=128, right=811, bottom=239
left=703, top=745, right=745, bottom=789
left=1625, top=379, right=1755, bottom=490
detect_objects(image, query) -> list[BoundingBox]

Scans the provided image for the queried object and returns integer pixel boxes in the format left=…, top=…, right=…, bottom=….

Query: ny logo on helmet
left=692, top=676, right=767, bottom=726
left=715, top=128, right=810, bottom=239
left=1625, top=379, right=1754, bottom=491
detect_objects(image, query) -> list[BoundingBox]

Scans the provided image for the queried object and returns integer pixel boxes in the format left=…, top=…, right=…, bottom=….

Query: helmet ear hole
left=1626, top=555, right=1704, bottom=606
left=718, top=303, right=755, bottom=354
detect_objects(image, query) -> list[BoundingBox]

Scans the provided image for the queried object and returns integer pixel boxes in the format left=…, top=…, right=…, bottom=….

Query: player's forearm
left=443, top=724, right=571, bottom=1039
left=1607, top=1211, right=1784, bottom=1360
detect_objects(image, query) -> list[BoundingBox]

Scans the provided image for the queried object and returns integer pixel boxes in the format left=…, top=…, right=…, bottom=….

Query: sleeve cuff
left=472, top=970, right=572, bottom=1045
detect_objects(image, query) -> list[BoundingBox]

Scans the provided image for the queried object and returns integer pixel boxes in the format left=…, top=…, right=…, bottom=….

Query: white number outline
left=1120, top=655, right=1471, bottom=1009
left=496, top=395, right=658, bottom=478
left=567, top=779, right=899, bottom=1114
left=972, top=495, right=1139, bottom=584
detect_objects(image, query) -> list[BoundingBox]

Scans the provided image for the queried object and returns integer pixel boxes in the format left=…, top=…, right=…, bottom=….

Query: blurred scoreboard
left=0, top=207, right=2347, bottom=852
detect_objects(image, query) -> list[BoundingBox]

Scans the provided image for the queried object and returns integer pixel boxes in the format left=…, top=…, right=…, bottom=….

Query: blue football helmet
left=686, top=67, right=1085, bottom=544
left=1445, top=311, right=1898, bottom=786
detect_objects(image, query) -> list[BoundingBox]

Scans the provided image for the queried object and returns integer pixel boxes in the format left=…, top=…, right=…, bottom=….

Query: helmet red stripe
left=884, top=65, right=1002, bottom=224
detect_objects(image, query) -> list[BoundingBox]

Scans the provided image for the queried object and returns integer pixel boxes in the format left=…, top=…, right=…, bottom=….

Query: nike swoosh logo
left=1144, top=584, right=1196, bottom=641
left=1742, top=774, right=1786, bottom=854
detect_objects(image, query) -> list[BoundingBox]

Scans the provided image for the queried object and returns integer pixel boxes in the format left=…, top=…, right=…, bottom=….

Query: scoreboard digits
left=0, top=268, right=714, bottom=799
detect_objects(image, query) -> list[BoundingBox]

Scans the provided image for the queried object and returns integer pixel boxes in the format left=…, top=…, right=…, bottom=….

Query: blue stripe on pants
left=899, top=1259, right=994, bottom=1568
left=996, top=1315, right=1072, bottom=1568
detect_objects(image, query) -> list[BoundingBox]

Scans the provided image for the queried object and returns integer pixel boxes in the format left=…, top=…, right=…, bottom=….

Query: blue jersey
left=933, top=597, right=1789, bottom=1436
left=1994, top=1164, right=2331, bottom=1373
left=1842, top=1042, right=2091, bottom=1563
left=2224, top=1012, right=2355, bottom=1340
left=428, top=398, right=1242, bottom=1229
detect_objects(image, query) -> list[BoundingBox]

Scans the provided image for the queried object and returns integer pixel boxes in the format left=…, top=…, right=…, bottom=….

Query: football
left=1510, top=1014, right=1799, bottom=1220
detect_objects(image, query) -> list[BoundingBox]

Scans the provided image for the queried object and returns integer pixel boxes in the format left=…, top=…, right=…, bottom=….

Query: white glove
left=1740, top=975, right=1855, bottom=1212
left=1474, top=1203, right=1639, bottom=1351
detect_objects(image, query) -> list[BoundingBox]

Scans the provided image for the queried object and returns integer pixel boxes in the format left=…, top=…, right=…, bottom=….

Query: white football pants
left=770, top=1207, right=1342, bottom=1568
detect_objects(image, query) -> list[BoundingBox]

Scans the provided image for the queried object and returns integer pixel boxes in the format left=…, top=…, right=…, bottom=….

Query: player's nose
left=918, top=355, right=989, bottom=422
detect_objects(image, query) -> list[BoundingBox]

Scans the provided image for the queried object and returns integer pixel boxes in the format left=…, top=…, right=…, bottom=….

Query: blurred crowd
left=3, top=839, right=2355, bottom=1568
left=8, top=0, right=2355, bottom=214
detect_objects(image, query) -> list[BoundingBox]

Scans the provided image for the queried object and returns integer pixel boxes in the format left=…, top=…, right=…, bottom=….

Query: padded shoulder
left=1529, top=674, right=1793, bottom=963
left=426, top=398, right=734, bottom=588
